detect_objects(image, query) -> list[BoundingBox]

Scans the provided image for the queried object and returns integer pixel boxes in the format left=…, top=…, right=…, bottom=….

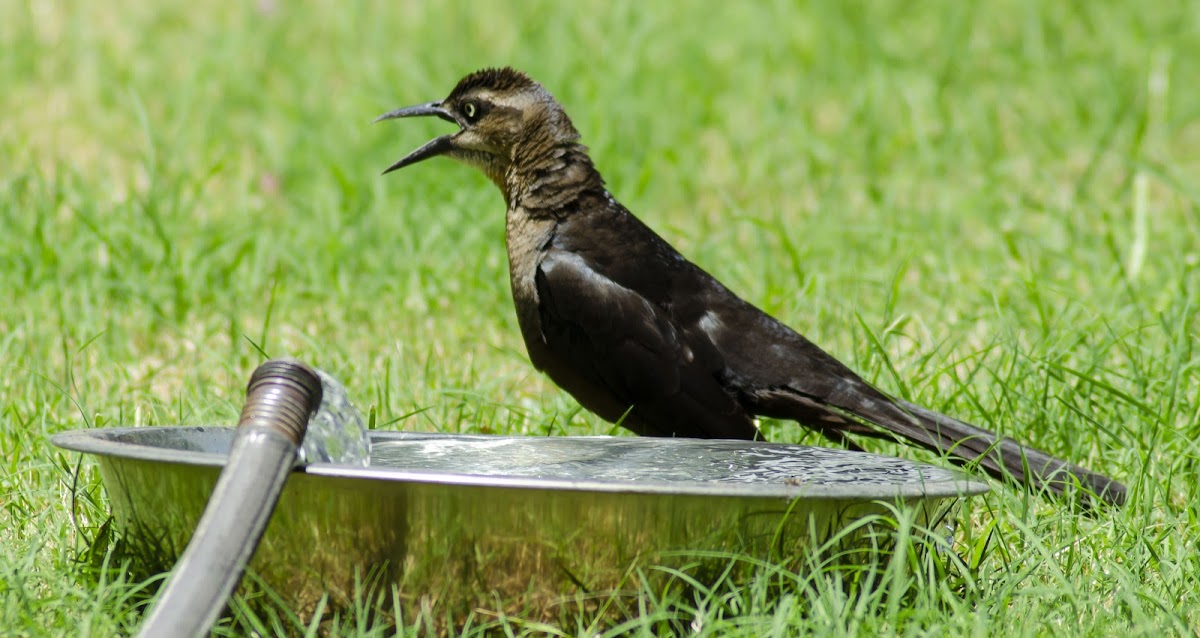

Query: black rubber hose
left=137, top=360, right=322, bottom=638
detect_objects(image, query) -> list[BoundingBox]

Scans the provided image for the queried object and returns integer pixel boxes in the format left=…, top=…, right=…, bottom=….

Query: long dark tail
left=751, top=384, right=1127, bottom=506
left=883, top=398, right=1127, bottom=507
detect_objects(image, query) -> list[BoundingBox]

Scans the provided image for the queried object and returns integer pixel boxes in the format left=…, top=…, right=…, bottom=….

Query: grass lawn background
left=3, top=0, right=1199, bottom=635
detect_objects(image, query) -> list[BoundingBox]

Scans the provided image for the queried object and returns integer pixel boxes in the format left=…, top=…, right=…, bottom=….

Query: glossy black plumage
left=377, top=67, right=1126, bottom=507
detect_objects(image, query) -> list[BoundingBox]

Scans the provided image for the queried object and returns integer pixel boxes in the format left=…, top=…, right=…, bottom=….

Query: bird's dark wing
left=540, top=200, right=1123, bottom=505
left=533, top=248, right=758, bottom=439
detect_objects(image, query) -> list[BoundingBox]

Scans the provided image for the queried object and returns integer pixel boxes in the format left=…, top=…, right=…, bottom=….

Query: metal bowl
left=54, top=426, right=988, bottom=617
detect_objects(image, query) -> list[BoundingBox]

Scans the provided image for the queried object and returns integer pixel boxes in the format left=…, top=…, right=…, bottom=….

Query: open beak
left=373, top=101, right=461, bottom=175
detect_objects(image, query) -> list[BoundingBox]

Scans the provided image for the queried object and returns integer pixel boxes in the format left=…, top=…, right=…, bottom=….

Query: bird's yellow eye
left=463, top=101, right=478, bottom=121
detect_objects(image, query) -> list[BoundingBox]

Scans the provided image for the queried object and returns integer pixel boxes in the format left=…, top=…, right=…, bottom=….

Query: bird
left=374, top=67, right=1126, bottom=507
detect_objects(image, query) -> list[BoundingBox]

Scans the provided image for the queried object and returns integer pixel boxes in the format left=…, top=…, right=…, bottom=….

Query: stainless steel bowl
left=54, top=426, right=988, bottom=617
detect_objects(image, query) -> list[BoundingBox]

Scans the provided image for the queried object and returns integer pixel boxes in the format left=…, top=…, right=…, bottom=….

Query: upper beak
left=373, top=101, right=461, bottom=174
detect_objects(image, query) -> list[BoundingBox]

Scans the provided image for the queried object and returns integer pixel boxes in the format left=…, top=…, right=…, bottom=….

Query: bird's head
left=375, top=67, right=580, bottom=187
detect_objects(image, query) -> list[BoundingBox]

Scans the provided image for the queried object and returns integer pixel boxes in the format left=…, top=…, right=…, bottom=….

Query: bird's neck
left=503, top=141, right=605, bottom=217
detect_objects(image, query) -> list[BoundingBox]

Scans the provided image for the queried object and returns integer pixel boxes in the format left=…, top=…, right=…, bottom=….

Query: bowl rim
left=52, top=426, right=990, bottom=502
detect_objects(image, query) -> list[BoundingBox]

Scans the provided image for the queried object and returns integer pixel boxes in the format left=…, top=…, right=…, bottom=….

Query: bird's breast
left=504, top=206, right=557, bottom=363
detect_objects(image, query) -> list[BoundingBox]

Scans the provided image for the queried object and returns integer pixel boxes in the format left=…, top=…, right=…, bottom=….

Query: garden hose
left=137, top=360, right=321, bottom=638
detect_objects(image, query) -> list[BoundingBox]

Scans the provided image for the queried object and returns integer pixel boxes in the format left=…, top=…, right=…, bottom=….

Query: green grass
left=3, top=0, right=1199, bottom=634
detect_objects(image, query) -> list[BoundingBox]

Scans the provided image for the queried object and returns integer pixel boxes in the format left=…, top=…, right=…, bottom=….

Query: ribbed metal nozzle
left=236, top=359, right=323, bottom=445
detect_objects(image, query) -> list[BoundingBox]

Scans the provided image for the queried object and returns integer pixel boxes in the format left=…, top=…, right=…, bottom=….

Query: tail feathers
left=890, top=399, right=1127, bottom=507
left=743, top=386, right=1125, bottom=507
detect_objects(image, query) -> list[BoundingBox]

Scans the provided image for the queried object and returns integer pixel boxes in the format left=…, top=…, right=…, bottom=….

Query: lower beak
left=379, top=134, right=455, bottom=175
left=373, top=101, right=461, bottom=174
